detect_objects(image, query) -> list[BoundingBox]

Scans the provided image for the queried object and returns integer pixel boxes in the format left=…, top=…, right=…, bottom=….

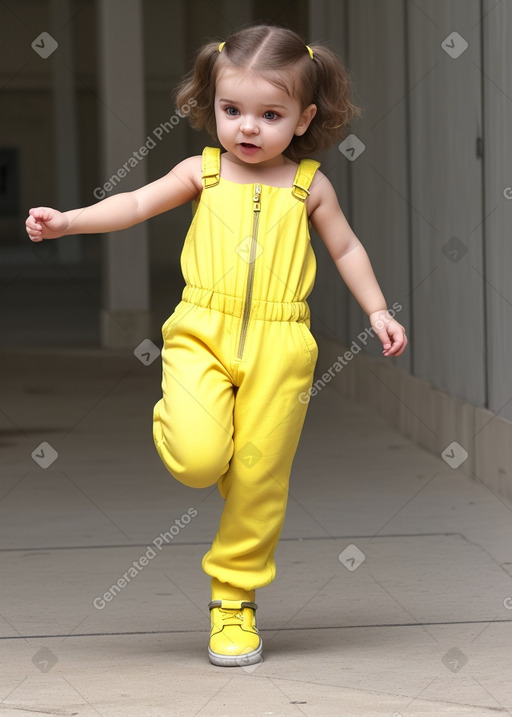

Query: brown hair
left=174, top=23, right=361, bottom=162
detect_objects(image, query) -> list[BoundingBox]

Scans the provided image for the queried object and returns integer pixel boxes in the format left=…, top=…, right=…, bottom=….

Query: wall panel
left=482, top=0, right=512, bottom=420
left=406, top=0, right=485, bottom=405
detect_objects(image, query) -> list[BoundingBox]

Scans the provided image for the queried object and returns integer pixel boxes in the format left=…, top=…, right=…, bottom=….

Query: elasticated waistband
left=181, top=285, right=310, bottom=322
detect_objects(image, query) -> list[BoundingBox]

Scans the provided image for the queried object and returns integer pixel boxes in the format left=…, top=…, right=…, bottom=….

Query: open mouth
left=239, top=142, right=260, bottom=156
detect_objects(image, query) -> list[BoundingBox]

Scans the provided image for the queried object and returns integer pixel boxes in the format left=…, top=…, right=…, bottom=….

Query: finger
left=374, top=328, right=392, bottom=351
left=395, top=335, right=409, bottom=356
left=27, top=219, right=42, bottom=232
left=29, top=207, right=44, bottom=221
left=26, top=219, right=43, bottom=241
left=26, top=227, right=43, bottom=241
left=29, top=207, right=52, bottom=223
left=383, top=333, right=407, bottom=357
left=379, top=326, right=399, bottom=351
left=383, top=342, right=402, bottom=356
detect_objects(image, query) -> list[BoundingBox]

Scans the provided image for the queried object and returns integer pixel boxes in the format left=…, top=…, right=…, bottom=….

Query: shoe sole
left=208, top=640, right=263, bottom=668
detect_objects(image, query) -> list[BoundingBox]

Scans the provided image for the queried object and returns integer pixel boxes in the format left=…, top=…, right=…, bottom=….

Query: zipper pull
left=253, top=184, right=261, bottom=212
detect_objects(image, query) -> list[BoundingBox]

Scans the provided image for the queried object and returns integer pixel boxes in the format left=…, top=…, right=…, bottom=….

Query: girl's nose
left=240, top=116, right=259, bottom=134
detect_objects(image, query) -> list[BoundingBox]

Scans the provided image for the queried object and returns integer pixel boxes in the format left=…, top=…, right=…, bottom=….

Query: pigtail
left=285, top=44, right=362, bottom=162
left=174, top=41, right=221, bottom=141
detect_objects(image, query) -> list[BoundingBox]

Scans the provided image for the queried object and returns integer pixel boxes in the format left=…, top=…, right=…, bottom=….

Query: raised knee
left=153, top=401, right=232, bottom=487
left=153, top=426, right=229, bottom=488
left=165, top=455, right=224, bottom=488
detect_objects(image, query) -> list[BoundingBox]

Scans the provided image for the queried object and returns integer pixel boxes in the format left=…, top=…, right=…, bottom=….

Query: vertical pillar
left=407, top=0, right=485, bottom=404
left=96, top=0, right=151, bottom=348
left=50, top=0, right=82, bottom=263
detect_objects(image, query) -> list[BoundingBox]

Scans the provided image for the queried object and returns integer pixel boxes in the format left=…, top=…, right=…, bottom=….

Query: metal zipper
left=236, top=183, right=261, bottom=360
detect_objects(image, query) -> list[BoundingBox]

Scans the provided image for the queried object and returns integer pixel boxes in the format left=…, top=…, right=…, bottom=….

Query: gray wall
left=482, top=0, right=512, bottom=419
left=309, top=0, right=512, bottom=421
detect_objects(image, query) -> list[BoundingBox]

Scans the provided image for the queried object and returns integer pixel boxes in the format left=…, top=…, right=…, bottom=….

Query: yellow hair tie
left=306, top=45, right=314, bottom=59
left=218, top=41, right=225, bottom=53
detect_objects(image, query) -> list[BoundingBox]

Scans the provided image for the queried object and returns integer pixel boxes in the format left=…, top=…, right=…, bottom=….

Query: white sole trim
left=208, top=640, right=263, bottom=668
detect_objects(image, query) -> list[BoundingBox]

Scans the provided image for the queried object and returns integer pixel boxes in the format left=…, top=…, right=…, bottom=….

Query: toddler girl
left=26, top=23, right=407, bottom=667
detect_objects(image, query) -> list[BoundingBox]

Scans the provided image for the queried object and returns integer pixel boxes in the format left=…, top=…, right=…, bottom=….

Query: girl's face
left=214, top=67, right=316, bottom=167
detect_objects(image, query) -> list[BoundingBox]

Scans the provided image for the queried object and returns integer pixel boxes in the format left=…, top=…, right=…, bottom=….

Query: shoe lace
left=219, top=607, right=244, bottom=625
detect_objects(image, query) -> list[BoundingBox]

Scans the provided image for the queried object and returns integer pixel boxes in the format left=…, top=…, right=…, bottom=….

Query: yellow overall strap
left=202, top=146, right=221, bottom=189
left=291, top=158, right=321, bottom=201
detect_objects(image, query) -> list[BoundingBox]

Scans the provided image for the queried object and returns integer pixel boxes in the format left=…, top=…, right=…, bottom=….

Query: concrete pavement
left=1, top=346, right=511, bottom=716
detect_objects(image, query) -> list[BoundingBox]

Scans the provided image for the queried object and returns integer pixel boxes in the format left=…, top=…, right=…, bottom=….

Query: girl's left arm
left=309, top=174, right=407, bottom=357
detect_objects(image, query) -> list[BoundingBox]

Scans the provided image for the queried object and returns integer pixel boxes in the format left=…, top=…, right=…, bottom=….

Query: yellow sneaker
left=208, top=600, right=263, bottom=667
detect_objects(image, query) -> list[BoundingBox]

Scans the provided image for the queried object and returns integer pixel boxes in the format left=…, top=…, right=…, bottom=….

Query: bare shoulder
left=169, top=155, right=203, bottom=194
left=306, top=170, right=339, bottom=218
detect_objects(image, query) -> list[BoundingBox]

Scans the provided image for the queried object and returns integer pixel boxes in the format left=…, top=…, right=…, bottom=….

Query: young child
left=26, top=23, right=407, bottom=667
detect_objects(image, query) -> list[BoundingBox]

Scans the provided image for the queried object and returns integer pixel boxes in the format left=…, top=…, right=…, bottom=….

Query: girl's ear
left=294, top=103, right=317, bottom=136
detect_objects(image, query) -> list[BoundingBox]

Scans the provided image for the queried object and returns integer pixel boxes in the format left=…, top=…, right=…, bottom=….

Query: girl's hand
left=369, top=310, right=408, bottom=357
left=26, top=207, right=69, bottom=242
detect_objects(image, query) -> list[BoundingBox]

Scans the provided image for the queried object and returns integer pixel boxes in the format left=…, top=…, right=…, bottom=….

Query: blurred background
left=1, top=0, right=511, bottom=484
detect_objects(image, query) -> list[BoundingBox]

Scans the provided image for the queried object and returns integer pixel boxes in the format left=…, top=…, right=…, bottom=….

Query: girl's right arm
left=26, top=155, right=202, bottom=242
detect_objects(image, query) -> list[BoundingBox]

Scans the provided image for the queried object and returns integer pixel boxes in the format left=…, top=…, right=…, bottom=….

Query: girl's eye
left=225, top=106, right=239, bottom=116
left=263, top=111, right=278, bottom=121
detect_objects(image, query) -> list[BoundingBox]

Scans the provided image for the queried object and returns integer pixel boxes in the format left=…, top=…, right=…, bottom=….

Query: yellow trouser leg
left=153, top=305, right=317, bottom=592
left=153, top=306, right=235, bottom=489
left=203, top=318, right=317, bottom=590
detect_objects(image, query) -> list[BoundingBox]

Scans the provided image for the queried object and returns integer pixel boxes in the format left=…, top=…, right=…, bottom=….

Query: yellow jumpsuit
left=153, top=146, right=320, bottom=593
